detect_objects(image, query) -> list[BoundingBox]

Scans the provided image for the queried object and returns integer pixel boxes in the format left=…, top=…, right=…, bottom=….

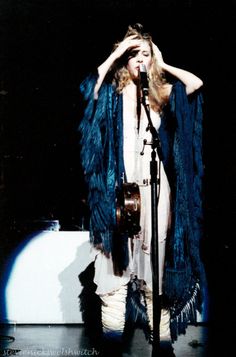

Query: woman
left=79, top=23, right=206, bottom=346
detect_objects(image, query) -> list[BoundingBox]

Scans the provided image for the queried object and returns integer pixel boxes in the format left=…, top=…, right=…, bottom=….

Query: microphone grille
left=140, top=64, right=147, bottom=73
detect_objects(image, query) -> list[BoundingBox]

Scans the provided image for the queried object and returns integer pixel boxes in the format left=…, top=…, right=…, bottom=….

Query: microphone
left=139, top=64, right=149, bottom=104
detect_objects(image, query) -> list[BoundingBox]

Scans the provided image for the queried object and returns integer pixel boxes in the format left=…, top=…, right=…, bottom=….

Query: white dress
left=91, top=91, right=171, bottom=296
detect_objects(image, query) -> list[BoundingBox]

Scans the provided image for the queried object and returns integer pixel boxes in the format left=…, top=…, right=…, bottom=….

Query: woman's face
left=126, top=40, right=152, bottom=80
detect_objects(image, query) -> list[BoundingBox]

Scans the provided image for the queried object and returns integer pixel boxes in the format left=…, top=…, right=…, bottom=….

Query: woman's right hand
left=95, top=36, right=142, bottom=98
left=112, top=35, right=142, bottom=60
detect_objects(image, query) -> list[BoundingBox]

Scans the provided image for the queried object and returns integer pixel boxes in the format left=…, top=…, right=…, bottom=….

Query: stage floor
left=0, top=323, right=210, bottom=357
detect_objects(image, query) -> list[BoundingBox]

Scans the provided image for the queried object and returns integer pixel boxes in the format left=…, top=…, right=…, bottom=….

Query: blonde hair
left=110, top=23, right=169, bottom=112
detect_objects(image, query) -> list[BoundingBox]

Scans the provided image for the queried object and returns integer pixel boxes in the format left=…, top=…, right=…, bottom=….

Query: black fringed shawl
left=78, top=72, right=206, bottom=341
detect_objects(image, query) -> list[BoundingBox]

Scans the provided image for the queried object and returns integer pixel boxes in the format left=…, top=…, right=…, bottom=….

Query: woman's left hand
left=152, top=42, right=165, bottom=67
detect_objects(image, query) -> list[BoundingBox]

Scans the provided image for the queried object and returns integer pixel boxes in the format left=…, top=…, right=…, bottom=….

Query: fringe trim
left=170, top=282, right=201, bottom=342
left=124, top=277, right=150, bottom=340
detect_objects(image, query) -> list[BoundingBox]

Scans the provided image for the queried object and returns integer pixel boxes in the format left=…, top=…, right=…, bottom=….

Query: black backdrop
left=0, top=0, right=236, bottom=355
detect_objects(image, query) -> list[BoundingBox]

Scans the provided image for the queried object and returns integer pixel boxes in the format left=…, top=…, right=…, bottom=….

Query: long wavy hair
left=110, top=23, right=169, bottom=112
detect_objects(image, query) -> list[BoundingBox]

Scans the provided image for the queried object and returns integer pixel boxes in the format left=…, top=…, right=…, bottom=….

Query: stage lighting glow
left=4, top=231, right=91, bottom=324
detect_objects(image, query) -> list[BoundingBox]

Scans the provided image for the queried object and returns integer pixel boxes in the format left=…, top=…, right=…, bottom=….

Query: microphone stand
left=141, top=93, right=162, bottom=355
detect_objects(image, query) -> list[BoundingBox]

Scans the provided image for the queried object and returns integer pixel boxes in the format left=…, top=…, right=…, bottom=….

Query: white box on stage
left=4, top=230, right=93, bottom=324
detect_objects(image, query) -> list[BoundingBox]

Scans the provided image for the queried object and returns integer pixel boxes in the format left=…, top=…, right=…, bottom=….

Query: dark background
left=0, top=0, right=236, bottom=355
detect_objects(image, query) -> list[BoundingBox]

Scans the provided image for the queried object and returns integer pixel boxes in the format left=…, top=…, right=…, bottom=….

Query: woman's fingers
left=152, top=42, right=164, bottom=64
left=115, top=36, right=142, bottom=57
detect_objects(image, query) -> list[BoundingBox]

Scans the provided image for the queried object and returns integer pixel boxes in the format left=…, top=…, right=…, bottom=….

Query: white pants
left=100, top=283, right=170, bottom=340
left=100, top=284, right=127, bottom=336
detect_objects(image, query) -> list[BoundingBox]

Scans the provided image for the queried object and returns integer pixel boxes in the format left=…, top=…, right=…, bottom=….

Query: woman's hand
left=152, top=42, right=165, bottom=68
left=152, top=42, right=203, bottom=94
left=112, top=35, right=142, bottom=60
left=94, top=35, right=142, bottom=98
